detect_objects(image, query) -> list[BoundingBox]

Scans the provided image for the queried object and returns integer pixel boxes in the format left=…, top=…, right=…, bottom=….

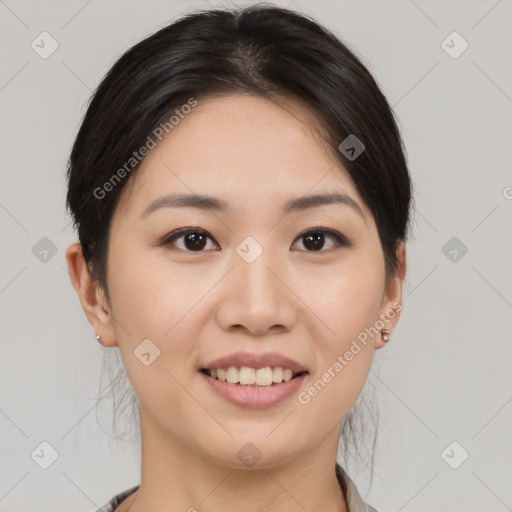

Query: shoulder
left=94, top=485, right=139, bottom=512
left=336, top=463, right=381, bottom=512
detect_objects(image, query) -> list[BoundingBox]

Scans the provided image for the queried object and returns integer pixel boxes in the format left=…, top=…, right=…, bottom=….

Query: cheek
left=297, top=274, right=381, bottom=430
left=107, top=238, right=205, bottom=336
left=297, top=249, right=385, bottom=347
left=296, top=250, right=384, bottom=412
left=105, top=246, right=208, bottom=420
left=106, top=240, right=223, bottom=390
left=326, top=269, right=384, bottom=342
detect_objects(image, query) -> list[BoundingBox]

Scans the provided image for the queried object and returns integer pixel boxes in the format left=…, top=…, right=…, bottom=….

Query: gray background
left=1, top=0, right=511, bottom=511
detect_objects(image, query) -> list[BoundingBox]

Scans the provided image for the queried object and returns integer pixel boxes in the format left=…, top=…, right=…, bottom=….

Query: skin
left=66, top=94, right=406, bottom=512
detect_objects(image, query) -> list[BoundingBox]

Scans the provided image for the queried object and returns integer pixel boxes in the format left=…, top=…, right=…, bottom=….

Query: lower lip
left=200, top=371, right=308, bottom=408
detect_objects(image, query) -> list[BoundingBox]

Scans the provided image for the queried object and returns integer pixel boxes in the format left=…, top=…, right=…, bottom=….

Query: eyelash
left=159, top=226, right=351, bottom=253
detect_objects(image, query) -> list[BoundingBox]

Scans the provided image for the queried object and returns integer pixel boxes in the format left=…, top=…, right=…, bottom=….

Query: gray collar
left=97, top=465, right=378, bottom=512
left=336, top=463, right=379, bottom=512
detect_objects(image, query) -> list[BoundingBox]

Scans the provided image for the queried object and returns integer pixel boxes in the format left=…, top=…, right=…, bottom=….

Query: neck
left=120, top=410, right=348, bottom=512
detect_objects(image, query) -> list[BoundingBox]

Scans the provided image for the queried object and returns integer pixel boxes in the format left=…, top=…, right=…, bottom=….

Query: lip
left=200, top=351, right=308, bottom=373
left=200, top=371, right=308, bottom=408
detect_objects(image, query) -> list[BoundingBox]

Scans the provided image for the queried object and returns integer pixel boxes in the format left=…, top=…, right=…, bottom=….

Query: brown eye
left=292, top=228, right=349, bottom=253
left=161, top=228, right=219, bottom=252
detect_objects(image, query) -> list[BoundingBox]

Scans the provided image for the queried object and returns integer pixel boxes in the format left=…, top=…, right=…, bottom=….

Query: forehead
left=115, top=94, right=365, bottom=219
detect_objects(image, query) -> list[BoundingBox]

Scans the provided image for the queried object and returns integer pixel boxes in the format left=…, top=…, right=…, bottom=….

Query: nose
left=215, top=247, right=298, bottom=336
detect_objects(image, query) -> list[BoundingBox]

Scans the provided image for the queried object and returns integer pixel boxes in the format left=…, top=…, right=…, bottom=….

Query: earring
left=381, top=329, right=391, bottom=342
left=95, top=333, right=101, bottom=341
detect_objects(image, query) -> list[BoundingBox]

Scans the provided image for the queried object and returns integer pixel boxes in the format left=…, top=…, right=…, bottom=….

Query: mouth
left=200, top=367, right=309, bottom=387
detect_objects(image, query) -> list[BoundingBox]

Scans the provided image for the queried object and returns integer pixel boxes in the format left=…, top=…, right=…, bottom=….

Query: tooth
left=226, top=366, right=239, bottom=384
left=283, top=369, right=293, bottom=382
left=239, top=366, right=256, bottom=385
left=212, top=366, right=298, bottom=385
left=255, top=367, right=273, bottom=386
left=272, top=367, right=283, bottom=383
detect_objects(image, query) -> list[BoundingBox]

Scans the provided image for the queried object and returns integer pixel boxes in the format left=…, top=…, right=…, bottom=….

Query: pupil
left=304, top=232, right=324, bottom=251
left=185, top=232, right=206, bottom=250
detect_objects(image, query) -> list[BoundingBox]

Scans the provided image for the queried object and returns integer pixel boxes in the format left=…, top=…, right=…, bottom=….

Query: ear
left=65, top=242, right=118, bottom=347
left=375, top=241, right=406, bottom=349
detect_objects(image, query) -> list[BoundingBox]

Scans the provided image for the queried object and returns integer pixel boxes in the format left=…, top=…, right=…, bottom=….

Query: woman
left=65, top=4, right=411, bottom=511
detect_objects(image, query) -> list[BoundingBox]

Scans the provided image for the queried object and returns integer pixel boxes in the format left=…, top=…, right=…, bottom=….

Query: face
left=69, top=94, right=404, bottom=470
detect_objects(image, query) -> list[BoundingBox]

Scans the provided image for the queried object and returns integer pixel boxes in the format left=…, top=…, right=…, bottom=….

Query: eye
left=160, top=227, right=350, bottom=253
left=291, top=228, right=350, bottom=253
left=160, top=228, right=219, bottom=252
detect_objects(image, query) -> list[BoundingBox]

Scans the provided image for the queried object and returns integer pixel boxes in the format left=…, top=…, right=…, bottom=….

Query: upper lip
left=201, top=352, right=308, bottom=373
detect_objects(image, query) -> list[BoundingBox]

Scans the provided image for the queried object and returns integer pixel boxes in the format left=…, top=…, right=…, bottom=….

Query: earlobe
left=65, top=242, right=117, bottom=347
left=376, top=242, right=406, bottom=349
left=380, top=329, right=391, bottom=343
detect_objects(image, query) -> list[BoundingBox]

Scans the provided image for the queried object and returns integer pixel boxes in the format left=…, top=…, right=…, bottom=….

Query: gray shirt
left=95, top=463, right=379, bottom=512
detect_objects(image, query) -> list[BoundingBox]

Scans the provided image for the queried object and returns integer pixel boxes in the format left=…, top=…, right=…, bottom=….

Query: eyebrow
left=140, top=192, right=365, bottom=219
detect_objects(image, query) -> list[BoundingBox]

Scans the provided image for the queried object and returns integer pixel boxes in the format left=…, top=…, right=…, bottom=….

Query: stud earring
left=95, top=333, right=101, bottom=341
left=381, top=329, right=391, bottom=342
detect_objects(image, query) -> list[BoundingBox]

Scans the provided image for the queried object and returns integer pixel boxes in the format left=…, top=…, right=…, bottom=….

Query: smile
left=200, top=367, right=309, bottom=408
left=201, top=366, right=307, bottom=387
